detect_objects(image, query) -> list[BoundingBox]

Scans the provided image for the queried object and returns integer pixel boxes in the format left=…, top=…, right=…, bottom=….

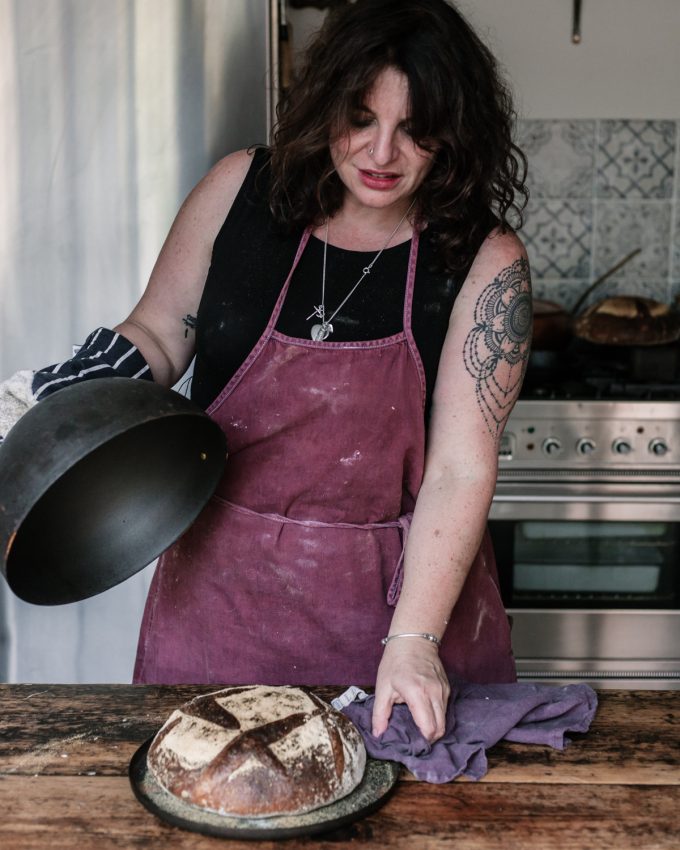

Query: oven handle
left=494, top=493, right=680, bottom=503
left=490, top=494, right=680, bottom=521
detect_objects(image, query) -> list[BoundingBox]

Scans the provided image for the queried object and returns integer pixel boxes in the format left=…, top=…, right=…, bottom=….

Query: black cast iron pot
left=0, top=378, right=226, bottom=605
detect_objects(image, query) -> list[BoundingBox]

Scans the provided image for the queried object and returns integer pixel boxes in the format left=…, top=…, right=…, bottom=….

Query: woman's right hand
left=372, top=637, right=450, bottom=742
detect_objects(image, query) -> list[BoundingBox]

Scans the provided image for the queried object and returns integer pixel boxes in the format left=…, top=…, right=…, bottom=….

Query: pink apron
left=133, top=228, right=515, bottom=686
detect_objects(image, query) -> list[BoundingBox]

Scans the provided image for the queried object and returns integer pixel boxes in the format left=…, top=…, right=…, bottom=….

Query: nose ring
left=369, top=146, right=374, bottom=155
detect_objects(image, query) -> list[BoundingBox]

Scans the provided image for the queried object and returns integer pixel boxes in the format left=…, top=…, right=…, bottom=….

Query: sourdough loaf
left=574, top=296, right=680, bottom=346
left=146, top=685, right=366, bottom=817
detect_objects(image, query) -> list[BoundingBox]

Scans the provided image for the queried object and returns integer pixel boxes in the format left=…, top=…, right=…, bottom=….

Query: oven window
left=490, top=520, right=680, bottom=608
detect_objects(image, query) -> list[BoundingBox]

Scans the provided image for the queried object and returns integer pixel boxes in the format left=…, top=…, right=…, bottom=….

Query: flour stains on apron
left=134, top=228, right=514, bottom=686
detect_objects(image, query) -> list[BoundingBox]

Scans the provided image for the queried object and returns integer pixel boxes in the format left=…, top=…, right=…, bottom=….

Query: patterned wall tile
left=675, top=121, right=680, bottom=199
left=673, top=130, right=680, bottom=285
left=671, top=280, right=680, bottom=307
left=535, top=278, right=671, bottom=313
left=596, top=120, right=676, bottom=199
left=518, top=120, right=595, bottom=199
left=578, top=279, right=671, bottom=308
left=594, top=201, right=671, bottom=283
left=673, top=204, right=680, bottom=283
left=521, top=200, right=592, bottom=279
left=532, top=279, right=588, bottom=311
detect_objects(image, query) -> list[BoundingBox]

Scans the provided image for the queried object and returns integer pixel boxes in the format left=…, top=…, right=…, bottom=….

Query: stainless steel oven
left=490, top=399, right=680, bottom=689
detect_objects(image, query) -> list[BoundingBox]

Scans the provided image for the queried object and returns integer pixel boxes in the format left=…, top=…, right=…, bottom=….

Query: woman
left=0, top=0, right=531, bottom=742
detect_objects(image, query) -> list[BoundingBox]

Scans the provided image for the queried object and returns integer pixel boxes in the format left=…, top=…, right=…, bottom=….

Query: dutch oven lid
left=0, top=378, right=226, bottom=605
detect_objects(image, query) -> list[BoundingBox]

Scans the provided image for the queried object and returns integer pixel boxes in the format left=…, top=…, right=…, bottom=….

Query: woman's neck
left=315, top=197, right=417, bottom=251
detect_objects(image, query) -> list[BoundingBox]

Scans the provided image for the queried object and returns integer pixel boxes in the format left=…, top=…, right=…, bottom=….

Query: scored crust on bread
left=146, top=685, right=367, bottom=818
left=574, top=296, right=680, bottom=345
left=586, top=296, right=671, bottom=319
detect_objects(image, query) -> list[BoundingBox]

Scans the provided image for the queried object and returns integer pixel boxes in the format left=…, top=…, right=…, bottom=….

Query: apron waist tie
left=213, top=495, right=412, bottom=605
left=386, top=513, right=412, bottom=606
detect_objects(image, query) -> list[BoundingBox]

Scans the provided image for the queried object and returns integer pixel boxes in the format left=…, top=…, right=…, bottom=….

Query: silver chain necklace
left=306, top=200, right=416, bottom=341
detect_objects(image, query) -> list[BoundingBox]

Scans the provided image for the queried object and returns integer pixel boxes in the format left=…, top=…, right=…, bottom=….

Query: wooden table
left=0, top=685, right=678, bottom=849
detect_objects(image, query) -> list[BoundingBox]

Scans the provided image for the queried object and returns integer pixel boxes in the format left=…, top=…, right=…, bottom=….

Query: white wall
left=288, top=0, right=680, bottom=120
left=459, top=0, right=680, bottom=119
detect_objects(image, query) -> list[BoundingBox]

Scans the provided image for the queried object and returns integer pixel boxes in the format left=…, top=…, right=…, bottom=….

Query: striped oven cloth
left=32, top=327, right=151, bottom=400
left=0, top=327, right=152, bottom=442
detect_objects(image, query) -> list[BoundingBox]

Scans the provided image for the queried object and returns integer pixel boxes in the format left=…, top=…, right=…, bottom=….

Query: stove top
left=523, top=379, right=680, bottom=402
left=501, top=398, right=680, bottom=472
left=521, top=339, right=680, bottom=402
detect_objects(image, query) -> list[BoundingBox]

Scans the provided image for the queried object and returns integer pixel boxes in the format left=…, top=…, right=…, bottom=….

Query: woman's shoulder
left=209, top=147, right=270, bottom=190
left=196, top=148, right=262, bottom=215
left=196, top=147, right=274, bottom=253
left=464, top=226, right=529, bottom=287
left=161, top=149, right=257, bottom=255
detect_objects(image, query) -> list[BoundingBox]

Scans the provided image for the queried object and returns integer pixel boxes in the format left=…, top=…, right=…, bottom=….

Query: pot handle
left=570, top=248, right=641, bottom=316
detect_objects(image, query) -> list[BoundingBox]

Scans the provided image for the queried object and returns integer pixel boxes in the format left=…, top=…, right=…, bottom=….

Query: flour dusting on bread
left=147, top=685, right=366, bottom=817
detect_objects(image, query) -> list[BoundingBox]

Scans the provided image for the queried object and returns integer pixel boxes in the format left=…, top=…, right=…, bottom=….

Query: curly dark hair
left=268, top=0, right=528, bottom=272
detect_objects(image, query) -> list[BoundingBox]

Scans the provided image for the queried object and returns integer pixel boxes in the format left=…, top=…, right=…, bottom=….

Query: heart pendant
left=311, top=323, right=333, bottom=341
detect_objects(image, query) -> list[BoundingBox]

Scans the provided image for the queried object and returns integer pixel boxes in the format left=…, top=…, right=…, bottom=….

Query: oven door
left=489, top=480, right=680, bottom=688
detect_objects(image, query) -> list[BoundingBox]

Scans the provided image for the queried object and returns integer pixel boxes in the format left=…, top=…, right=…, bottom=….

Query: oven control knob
left=542, top=437, right=562, bottom=456
left=576, top=438, right=596, bottom=455
left=612, top=438, right=632, bottom=455
left=649, top=438, right=669, bottom=456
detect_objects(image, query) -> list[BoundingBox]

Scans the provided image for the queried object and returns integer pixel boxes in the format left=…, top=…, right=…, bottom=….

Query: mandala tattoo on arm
left=462, top=258, right=532, bottom=439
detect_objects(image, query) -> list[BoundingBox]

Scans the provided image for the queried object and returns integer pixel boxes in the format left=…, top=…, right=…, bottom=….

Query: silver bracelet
left=381, top=632, right=442, bottom=648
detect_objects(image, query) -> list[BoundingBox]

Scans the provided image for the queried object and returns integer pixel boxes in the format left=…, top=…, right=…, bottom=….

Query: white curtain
left=0, top=0, right=269, bottom=682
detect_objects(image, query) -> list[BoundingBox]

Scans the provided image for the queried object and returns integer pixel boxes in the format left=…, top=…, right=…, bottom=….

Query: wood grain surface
left=1, top=685, right=678, bottom=849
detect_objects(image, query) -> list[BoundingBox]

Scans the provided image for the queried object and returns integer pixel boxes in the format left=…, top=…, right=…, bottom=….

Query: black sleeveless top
left=192, top=149, right=493, bottom=420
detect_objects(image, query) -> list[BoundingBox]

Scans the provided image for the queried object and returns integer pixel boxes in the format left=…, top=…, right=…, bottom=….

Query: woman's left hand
left=371, top=638, right=450, bottom=742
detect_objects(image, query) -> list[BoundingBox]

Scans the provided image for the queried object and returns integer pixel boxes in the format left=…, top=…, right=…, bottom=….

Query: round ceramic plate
left=129, top=737, right=399, bottom=840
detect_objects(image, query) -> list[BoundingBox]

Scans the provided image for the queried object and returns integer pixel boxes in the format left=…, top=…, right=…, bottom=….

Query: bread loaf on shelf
left=574, top=296, right=680, bottom=346
left=147, top=685, right=366, bottom=817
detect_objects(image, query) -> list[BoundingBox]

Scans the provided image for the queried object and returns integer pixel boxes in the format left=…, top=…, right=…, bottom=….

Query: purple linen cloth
left=341, top=681, right=598, bottom=783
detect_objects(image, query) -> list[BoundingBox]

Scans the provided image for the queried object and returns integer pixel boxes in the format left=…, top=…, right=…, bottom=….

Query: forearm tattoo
left=462, top=258, right=532, bottom=439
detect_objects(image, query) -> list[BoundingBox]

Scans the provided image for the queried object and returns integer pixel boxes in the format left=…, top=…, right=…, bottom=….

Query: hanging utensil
left=531, top=248, right=642, bottom=352
left=572, top=0, right=583, bottom=43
